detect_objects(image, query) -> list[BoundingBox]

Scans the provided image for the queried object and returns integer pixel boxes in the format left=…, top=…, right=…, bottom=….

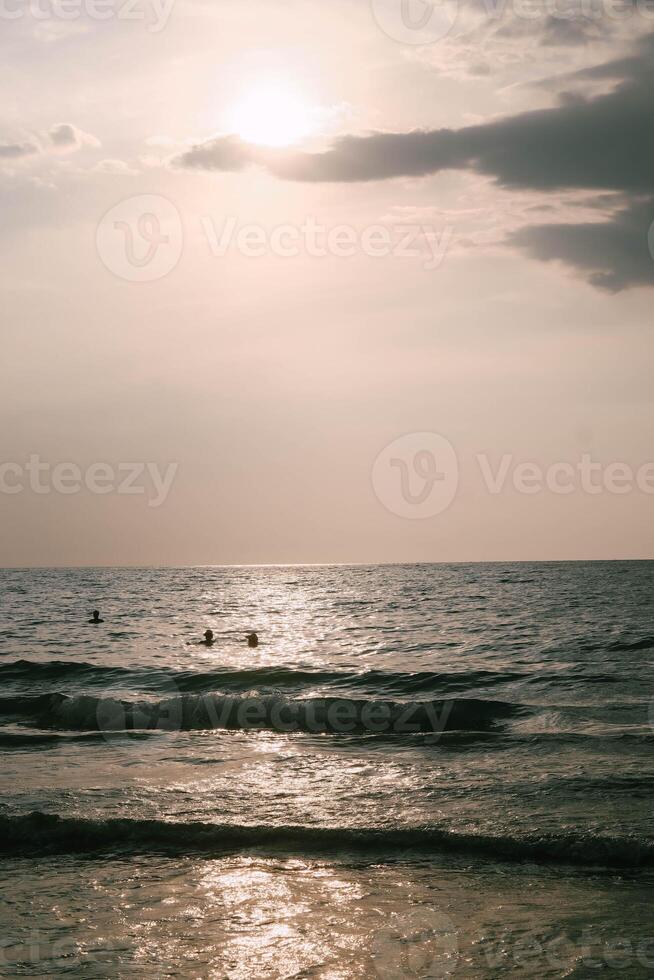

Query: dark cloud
left=49, top=123, right=78, bottom=147
left=178, top=34, right=654, bottom=193
left=0, top=141, right=39, bottom=159
left=569, top=29, right=654, bottom=82
left=539, top=16, right=606, bottom=47
left=175, top=32, right=654, bottom=289
left=511, top=199, right=654, bottom=291
left=273, top=50, right=653, bottom=192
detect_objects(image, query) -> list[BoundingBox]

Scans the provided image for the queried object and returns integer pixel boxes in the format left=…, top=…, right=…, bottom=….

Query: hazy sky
left=1, top=0, right=653, bottom=565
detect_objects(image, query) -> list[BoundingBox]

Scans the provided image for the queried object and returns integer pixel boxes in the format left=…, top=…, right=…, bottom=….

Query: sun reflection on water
left=195, top=857, right=365, bottom=979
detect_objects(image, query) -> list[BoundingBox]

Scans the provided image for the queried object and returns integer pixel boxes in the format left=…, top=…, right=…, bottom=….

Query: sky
left=1, top=0, right=653, bottom=566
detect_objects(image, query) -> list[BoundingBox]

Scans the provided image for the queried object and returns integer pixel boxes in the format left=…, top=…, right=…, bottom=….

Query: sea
left=0, top=562, right=653, bottom=978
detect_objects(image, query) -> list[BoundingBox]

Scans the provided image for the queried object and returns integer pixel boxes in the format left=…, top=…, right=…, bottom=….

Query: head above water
left=92, top=610, right=100, bottom=621
left=247, top=632, right=259, bottom=648
left=204, top=629, right=214, bottom=642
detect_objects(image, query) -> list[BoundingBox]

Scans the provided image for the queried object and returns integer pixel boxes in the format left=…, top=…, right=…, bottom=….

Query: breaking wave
left=0, top=690, right=523, bottom=734
left=1, top=811, right=651, bottom=868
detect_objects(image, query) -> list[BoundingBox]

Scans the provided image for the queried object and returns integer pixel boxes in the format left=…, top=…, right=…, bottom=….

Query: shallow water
left=1, top=562, right=653, bottom=977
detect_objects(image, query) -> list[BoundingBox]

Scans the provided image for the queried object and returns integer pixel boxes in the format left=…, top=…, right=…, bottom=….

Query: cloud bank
left=0, top=123, right=100, bottom=164
left=176, top=32, right=654, bottom=290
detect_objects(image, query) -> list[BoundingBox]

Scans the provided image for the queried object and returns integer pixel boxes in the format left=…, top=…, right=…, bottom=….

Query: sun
left=226, top=81, right=315, bottom=148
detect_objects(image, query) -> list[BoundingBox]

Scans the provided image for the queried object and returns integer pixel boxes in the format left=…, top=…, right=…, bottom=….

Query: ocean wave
left=0, top=729, right=159, bottom=749
left=607, top=635, right=654, bottom=653
left=0, top=691, right=522, bottom=735
left=335, top=729, right=654, bottom=751
left=2, top=724, right=649, bottom=754
left=0, top=658, right=634, bottom=698
left=0, top=659, right=130, bottom=683
left=0, top=811, right=651, bottom=868
left=0, top=658, right=530, bottom=696
left=545, top=773, right=654, bottom=794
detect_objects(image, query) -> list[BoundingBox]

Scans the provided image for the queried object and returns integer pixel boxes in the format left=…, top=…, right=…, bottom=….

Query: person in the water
left=200, top=629, right=215, bottom=646
left=88, top=610, right=104, bottom=624
left=246, top=632, right=259, bottom=648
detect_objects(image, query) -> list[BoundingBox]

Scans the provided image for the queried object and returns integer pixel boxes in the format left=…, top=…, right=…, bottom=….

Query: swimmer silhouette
left=88, top=610, right=104, bottom=624
left=246, top=632, right=259, bottom=648
left=200, top=629, right=215, bottom=646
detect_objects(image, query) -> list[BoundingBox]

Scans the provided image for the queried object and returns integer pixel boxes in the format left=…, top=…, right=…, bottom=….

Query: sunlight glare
left=226, top=82, right=315, bottom=147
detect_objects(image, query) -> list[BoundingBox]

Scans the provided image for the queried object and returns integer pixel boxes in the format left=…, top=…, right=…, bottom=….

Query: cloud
left=177, top=33, right=654, bottom=193
left=539, top=16, right=606, bottom=47
left=49, top=123, right=79, bottom=147
left=174, top=31, right=654, bottom=289
left=280, top=56, right=653, bottom=193
left=0, top=123, right=101, bottom=168
left=510, top=198, right=654, bottom=291
left=177, top=134, right=254, bottom=173
left=0, top=141, right=39, bottom=160
left=49, top=123, right=100, bottom=152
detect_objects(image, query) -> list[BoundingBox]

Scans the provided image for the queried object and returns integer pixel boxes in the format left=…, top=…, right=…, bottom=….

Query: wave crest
left=0, top=691, right=522, bottom=735
left=0, top=658, right=527, bottom=696
left=1, top=811, right=651, bottom=868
